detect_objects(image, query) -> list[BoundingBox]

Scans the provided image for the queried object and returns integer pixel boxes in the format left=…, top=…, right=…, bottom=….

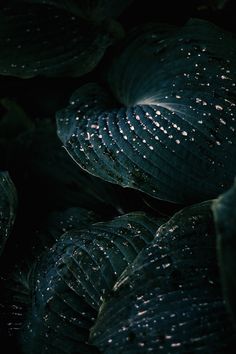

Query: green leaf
left=90, top=201, right=235, bottom=353
left=0, top=171, right=17, bottom=256
left=0, top=1, right=118, bottom=78
left=21, top=212, right=163, bottom=353
left=57, top=20, right=236, bottom=203
left=212, top=179, right=236, bottom=327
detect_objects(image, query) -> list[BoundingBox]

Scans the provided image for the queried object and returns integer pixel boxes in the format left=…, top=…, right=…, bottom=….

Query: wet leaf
left=0, top=1, right=118, bottom=78
left=91, top=201, right=235, bottom=353
left=213, top=179, right=236, bottom=327
left=0, top=171, right=17, bottom=255
left=0, top=206, right=98, bottom=338
left=57, top=19, right=236, bottom=203
left=20, top=212, right=163, bottom=353
left=36, top=207, right=99, bottom=250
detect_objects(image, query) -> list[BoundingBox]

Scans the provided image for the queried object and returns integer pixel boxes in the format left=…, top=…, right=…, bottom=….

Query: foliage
left=0, top=0, right=236, bottom=353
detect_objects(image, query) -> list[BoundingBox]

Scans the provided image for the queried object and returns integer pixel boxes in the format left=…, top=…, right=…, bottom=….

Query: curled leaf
left=21, top=213, right=163, bottom=353
left=0, top=171, right=17, bottom=255
left=0, top=206, right=97, bottom=341
left=213, top=179, right=236, bottom=326
left=57, top=20, right=236, bottom=203
left=90, top=201, right=235, bottom=353
left=36, top=207, right=99, bottom=250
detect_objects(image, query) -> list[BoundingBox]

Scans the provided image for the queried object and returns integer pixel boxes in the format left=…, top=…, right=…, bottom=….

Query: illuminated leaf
left=20, top=213, right=163, bottom=353
left=57, top=20, right=236, bottom=203
left=91, top=202, right=235, bottom=353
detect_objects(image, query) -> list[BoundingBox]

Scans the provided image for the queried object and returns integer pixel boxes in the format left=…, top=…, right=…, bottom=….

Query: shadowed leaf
left=23, top=0, right=133, bottom=20
left=0, top=1, right=120, bottom=78
left=8, top=121, right=129, bottom=215
left=0, top=171, right=17, bottom=255
left=0, top=98, right=33, bottom=140
left=213, top=179, right=236, bottom=327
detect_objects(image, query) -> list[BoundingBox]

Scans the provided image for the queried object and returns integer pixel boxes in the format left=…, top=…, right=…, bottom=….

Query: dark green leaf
left=0, top=2, right=117, bottom=78
left=91, top=201, right=235, bottom=353
left=8, top=121, right=129, bottom=215
left=1, top=206, right=98, bottom=340
left=22, top=0, right=133, bottom=20
left=20, top=212, right=163, bottom=353
left=0, top=171, right=17, bottom=255
left=0, top=98, right=33, bottom=140
left=57, top=20, right=236, bottom=203
left=36, top=207, right=99, bottom=249
left=212, top=179, right=236, bottom=327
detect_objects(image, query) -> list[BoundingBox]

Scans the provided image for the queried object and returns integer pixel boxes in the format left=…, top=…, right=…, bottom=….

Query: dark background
left=0, top=0, right=235, bottom=352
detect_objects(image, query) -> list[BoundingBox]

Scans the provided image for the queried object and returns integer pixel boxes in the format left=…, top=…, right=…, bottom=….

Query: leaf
left=212, top=179, right=236, bottom=327
left=22, top=0, right=133, bottom=20
left=21, top=212, right=163, bottom=353
left=0, top=206, right=98, bottom=339
left=36, top=207, right=99, bottom=250
left=0, top=1, right=119, bottom=78
left=8, top=121, right=129, bottom=215
left=0, top=171, right=17, bottom=256
left=0, top=98, right=33, bottom=140
left=90, top=201, right=235, bottom=353
left=57, top=19, right=236, bottom=203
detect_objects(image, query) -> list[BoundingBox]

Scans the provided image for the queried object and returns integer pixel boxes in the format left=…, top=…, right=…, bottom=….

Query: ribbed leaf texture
left=213, top=179, right=236, bottom=327
left=90, top=202, right=235, bottom=353
left=1, top=207, right=97, bottom=340
left=20, top=212, right=163, bottom=353
left=35, top=207, right=99, bottom=251
left=57, top=20, right=236, bottom=203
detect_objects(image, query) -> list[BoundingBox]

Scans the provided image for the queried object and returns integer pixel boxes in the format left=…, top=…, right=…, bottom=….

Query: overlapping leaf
left=57, top=19, right=236, bottom=203
left=20, top=212, right=162, bottom=353
left=90, top=201, right=235, bottom=353
left=32, top=207, right=98, bottom=265
left=0, top=171, right=17, bottom=255
left=1, top=206, right=97, bottom=339
left=36, top=207, right=98, bottom=250
left=213, top=179, right=236, bottom=327
left=23, top=0, right=133, bottom=20
left=8, top=121, right=129, bottom=215
left=0, top=1, right=119, bottom=78
left=0, top=98, right=33, bottom=141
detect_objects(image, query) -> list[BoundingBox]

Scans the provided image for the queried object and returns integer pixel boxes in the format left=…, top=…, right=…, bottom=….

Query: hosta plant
left=0, top=0, right=236, bottom=353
